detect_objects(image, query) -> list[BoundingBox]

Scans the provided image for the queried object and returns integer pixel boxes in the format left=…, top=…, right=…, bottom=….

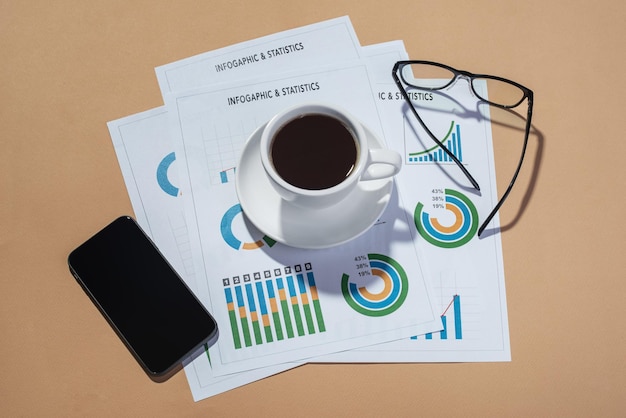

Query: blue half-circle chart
left=156, top=152, right=179, bottom=197
left=220, top=204, right=276, bottom=250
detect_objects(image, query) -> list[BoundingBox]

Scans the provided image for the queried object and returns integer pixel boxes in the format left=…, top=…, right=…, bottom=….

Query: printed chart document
left=108, top=108, right=301, bottom=400
left=110, top=17, right=373, bottom=399
left=165, top=58, right=441, bottom=376
left=318, top=77, right=511, bottom=362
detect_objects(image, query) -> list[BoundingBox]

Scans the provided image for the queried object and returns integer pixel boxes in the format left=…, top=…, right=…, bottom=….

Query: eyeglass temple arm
left=392, top=67, right=481, bottom=191
left=477, top=94, right=533, bottom=236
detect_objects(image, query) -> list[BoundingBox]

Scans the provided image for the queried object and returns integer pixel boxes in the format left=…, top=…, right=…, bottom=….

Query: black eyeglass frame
left=392, top=60, right=534, bottom=236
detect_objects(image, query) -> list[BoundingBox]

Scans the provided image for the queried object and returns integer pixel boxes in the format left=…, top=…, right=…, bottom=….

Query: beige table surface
left=2, top=1, right=625, bottom=416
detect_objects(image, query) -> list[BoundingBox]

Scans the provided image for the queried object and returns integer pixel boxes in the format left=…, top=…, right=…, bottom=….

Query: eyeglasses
left=392, top=60, right=534, bottom=237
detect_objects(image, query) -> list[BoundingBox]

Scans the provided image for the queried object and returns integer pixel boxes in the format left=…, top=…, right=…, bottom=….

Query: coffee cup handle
left=361, top=149, right=402, bottom=181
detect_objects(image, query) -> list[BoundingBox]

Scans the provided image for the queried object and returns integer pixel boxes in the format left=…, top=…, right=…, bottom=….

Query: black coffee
left=270, top=113, right=358, bottom=190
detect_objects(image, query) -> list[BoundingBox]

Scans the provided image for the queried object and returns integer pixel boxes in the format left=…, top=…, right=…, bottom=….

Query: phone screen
left=68, top=216, right=218, bottom=379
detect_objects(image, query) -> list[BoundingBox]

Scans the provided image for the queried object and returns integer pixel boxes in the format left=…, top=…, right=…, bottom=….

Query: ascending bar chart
left=223, top=263, right=326, bottom=349
left=407, top=120, right=463, bottom=164
left=411, top=294, right=462, bottom=340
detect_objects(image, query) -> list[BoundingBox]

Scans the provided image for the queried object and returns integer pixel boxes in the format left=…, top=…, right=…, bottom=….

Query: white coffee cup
left=260, top=103, right=402, bottom=209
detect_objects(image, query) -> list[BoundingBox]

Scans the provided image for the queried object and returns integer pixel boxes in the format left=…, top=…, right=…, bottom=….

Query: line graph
left=406, top=120, right=464, bottom=164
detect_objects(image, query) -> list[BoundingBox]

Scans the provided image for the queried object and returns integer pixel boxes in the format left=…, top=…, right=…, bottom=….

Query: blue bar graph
left=411, top=294, right=462, bottom=340
left=408, top=122, right=463, bottom=164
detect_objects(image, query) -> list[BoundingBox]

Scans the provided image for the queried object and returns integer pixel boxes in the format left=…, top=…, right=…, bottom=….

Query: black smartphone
left=68, top=216, right=218, bottom=381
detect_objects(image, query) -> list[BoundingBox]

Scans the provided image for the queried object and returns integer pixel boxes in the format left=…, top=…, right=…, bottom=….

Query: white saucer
left=236, top=123, right=394, bottom=249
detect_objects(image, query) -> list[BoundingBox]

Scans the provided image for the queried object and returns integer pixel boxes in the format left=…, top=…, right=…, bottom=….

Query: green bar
left=272, top=311, right=284, bottom=340
left=245, top=283, right=263, bottom=345
left=280, top=299, right=294, bottom=338
left=240, top=317, right=252, bottom=347
left=277, top=278, right=294, bottom=338
left=265, top=280, right=283, bottom=340
left=203, top=345, right=212, bottom=365
left=225, top=288, right=242, bottom=349
left=254, top=282, right=273, bottom=343
left=312, top=299, right=326, bottom=332
left=252, top=320, right=262, bottom=345
left=297, top=274, right=315, bottom=334
left=303, top=303, right=315, bottom=334
left=235, top=286, right=252, bottom=347
left=307, top=272, right=326, bottom=332
left=228, top=310, right=242, bottom=349
left=287, top=276, right=305, bottom=336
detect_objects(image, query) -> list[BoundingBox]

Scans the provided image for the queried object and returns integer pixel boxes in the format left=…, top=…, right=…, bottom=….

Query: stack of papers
left=107, top=16, right=510, bottom=401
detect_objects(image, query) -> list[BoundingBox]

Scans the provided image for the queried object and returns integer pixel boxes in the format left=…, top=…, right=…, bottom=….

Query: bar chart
left=406, top=120, right=463, bottom=164
left=222, top=263, right=326, bottom=349
left=411, top=294, right=462, bottom=340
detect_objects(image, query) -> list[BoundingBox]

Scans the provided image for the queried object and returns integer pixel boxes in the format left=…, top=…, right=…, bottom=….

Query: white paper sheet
left=109, top=18, right=434, bottom=400
left=154, top=17, right=431, bottom=395
left=110, top=17, right=368, bottom=399
left=164, top=57, right=441, bottom=376
left=156, top=16, right=361, bottom=95
left=317, top=77, right=511, bottom=362
left=108, top=107, right=300, bottom=400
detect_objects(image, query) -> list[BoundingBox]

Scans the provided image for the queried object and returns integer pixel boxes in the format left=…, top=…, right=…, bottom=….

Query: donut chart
left=220, top=204, right=276, bottom=250
left=341, top=253, right=409, bottom=317
left=414, top=188, right=478, bottom=248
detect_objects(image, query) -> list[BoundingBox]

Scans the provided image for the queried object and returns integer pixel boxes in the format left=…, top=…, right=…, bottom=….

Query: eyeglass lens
left=401, top=63, right=525, bottom=107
